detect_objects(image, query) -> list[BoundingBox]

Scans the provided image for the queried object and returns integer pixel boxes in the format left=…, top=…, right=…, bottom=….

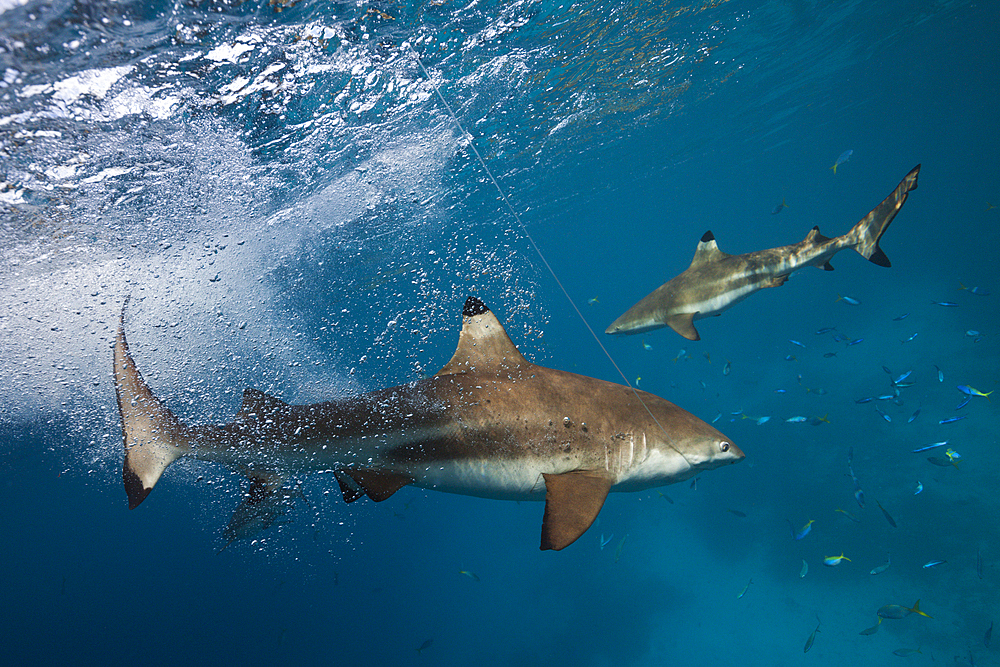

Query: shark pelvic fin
left=341, top=468, right=414, bottom=502
left=540, top=470, right=612, bottom=550
left=115, top=299, right=191, bottom=509
left=436, top=296, right=529, bottom=377
left=848, top=164, right=920, bottom=268
left=666, top=312, right=700, bottom=341
left=689, top=231, right=729, bottom=268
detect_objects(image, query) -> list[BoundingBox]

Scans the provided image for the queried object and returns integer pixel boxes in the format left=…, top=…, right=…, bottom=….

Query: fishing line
left=406, top=44, right=694, bottom=461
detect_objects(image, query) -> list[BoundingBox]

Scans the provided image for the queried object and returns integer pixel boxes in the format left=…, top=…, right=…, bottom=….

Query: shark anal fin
left=343, top=468, right=413, bottom=502
left=540, top=470, right=612, bottom=551
left=765, top=274, right=790, bottom=288
left=334, top=470, right=366, bottom=503
left=822, top=261, right=834, bottom=271
left=666, top=312, right=700, bottom=341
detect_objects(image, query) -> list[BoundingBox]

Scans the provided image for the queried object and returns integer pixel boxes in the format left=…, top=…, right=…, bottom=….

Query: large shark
left=606, top=165, right=921, bottom=340
left=115, top=296, right=743, bottom=550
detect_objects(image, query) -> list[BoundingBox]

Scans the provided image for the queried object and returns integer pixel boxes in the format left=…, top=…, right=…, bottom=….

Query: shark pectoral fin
left=666, top=313, right=700, bottom=341
left=343, top=468, right=414, bottom=502
left=540, top=471, right=612, bottom=551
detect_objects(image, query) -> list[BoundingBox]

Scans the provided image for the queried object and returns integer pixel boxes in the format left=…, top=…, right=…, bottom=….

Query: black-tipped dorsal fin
left=237, top=388, right=291, bottom=421
left=689, top=231, right=729, bottom=267
left=435, top=297, right=529, bottom=377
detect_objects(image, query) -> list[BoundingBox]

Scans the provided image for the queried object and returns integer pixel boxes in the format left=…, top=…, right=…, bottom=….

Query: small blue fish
left=786, top=416, right=808, bottom=423
left=823, top=552, right=851, bottom=566
left=912, top=441, right=947, bottom=453
left=789, top=339, right=805, bottom=348
left=823, top=351, right=837, bottom=358
left=875, top=406, right=891, bottom=422
left=922, top=560, right=947, bottom=568
left=967, top=330, right=981, bottom=337
left=939, top=416, right=967, bottom=424
left=771, top=198, right=788, bottom=215
left=785, top=355, right=796, bottom=361
left=774, top=388, right=787, bottom=394
left=908, top=409, right=921, bottom=423
left=815, top=327, right=836, bottom=335
left=931, top=301, right=959, bottom=307
left=712, top=413, right=721, bottom=424
left=893, top=371, right=912, bottom=385
left=587, top=297, right=599, bottom=305
left=902, top=333, right=918, bottom=343
left=855, top=397, right=874, bottom=404
left=959, top=283, right=990, bottom=295
left=914, top=481, right=923, bottom=494
left=956, top=396, right=971, bottom=410
left=837, top=294, right=860, bottom=305
left=723, top=360, right=731, bottom=376
left=847, top=338, right=864, bottom=346
left=830, top=149, right=853, bottom=174
left=934, top=365, right=944, bottom=382
left=832, top=333, right=847, bottom=342
left=642, top=340, right=653, bottom=350
left=756, top=416, right=771, bottom=425
left=893, top=313, right=909, bottom=321
left=600, top=533, right=614, bottom=550
left=791, top=519, right=815, bottom=540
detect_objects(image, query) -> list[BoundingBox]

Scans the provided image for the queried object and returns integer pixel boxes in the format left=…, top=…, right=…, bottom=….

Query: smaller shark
left=606, top=165, right=920, bottom=341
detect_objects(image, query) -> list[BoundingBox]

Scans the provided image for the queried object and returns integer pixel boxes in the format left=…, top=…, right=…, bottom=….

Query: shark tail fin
left=847, top=165, right=920, bottom=267
left=114, top=298, right=192, bottom=509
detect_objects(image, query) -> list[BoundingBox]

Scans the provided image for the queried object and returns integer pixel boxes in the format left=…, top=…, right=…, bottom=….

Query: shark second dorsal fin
left=689, top=231, right=729, bottom=268
left=237, top=388, right=291, bottom=421
left=540, top=470, right=612, bottom=550
left=435, top=297, right=529, bottom=377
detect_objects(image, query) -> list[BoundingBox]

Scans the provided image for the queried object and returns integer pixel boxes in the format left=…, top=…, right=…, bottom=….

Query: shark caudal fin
left=114, top=298, right=192, bottom=509
left=847, top=165, right=920, bottom=267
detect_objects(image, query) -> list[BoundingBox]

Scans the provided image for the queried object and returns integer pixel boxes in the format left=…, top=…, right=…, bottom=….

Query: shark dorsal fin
left=435, top=297, right=529, bottom=377
left=689, top=231, right=729, bottom=267
left=237, top=388, right=291, bottom=421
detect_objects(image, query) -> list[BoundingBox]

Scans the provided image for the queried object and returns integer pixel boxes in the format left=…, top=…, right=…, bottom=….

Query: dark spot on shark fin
left=436, top=297, right=529, bottom=376
left=343, top=468, right=413, bottom=502
left=666, top=312, right=700, bottom=341
left=540, top=470, right=612, bottom=550
left=868, top=247, right=891, bottom=267
left=238, top=388, right=290, bottom=420
left=122, top=457, right=151, bottom=509
left=691, top=232, right=728, bottom=267
left=462, top=296, right=489, bottom=317
left=822, top=261, right=835, bottom=271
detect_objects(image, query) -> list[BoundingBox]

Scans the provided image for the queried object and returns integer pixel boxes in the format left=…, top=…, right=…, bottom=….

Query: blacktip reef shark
left=115, top=296, right=743, bottom=550
left=606, top=165, right=921, bottom=341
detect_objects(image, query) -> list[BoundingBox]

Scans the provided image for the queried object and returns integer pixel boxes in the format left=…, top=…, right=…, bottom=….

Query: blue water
left=1, top=0, right=997, bottom=664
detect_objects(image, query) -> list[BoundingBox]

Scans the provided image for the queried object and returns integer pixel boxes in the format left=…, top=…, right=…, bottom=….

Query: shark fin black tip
left=123, top=458, right=152, bottom=509
left=463, top=296, right=489, bottom=317
left=869, top=248, right=891, bottom=267
left=701, top=231, right=715, bottom=243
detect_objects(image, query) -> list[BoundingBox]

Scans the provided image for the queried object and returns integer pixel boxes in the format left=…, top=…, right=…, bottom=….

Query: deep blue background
left=1, top=0, right=997, bottom=664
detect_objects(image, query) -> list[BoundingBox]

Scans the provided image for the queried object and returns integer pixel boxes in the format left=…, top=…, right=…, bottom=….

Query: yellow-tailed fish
left=823, top=552, right=850, bottom=567
left=459, top=569, right=480, bottom=582
left=835, top=507, right=861, bottom=523
left=878, top=599, right=932, bottom=619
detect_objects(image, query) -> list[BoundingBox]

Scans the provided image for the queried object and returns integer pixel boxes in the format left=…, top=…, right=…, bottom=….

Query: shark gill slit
left=406, top=44, right=691, bottom=466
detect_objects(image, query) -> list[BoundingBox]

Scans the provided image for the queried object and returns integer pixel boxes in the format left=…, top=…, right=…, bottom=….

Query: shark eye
left=719, top=441, right=730, bottom=452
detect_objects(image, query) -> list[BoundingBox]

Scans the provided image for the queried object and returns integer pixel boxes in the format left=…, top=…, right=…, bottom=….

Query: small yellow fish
left=823, top=552, right=851, bottom=567
left=878, top=599, right=932, bottom=619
